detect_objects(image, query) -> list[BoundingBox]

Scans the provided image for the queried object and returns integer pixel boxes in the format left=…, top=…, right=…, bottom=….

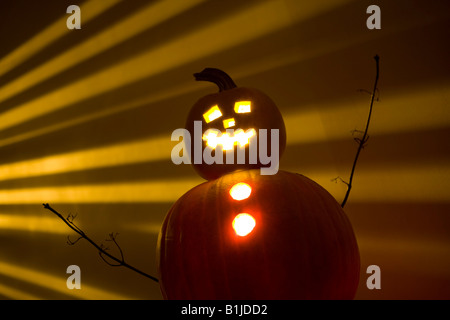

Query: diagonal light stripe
left=0, top=178, right=203, bottom=205
left=0, top=0, right=121, bottom=78
left=357, top=236, right=450, bottom=278
left=285, top=163, right=450, bottom=204
left=0, top=80, right=198, bottom=149
left=0, top=261, right=135, bottom=299
left=0, top=134, right=173, bottom=181
left=0, top=83, right=448, bottom=183
left=0, top=0, right=296, bottom=132
left=284, top=83, right=450, bottom=145
left=0, top=0, right=206, bottom=104
left=0, top=284, right=41, bottom=300
left=0, top=214, right=71, bottom=234
left=0, top=162, right=449, bottom=204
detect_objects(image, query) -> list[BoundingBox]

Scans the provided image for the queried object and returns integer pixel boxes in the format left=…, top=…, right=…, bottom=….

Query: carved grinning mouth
left=202, top=101, right=254, bottom=150
left=202, top=128, right=256, bottom=150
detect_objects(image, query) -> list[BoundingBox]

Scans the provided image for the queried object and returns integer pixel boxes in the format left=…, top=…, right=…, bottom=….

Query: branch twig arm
left=43, top=203, right=159, bottom=283
left=341, top=55, right=380, bottom=208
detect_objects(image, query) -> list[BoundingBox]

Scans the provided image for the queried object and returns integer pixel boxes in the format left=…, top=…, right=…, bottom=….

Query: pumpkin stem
left=194, top=68, right=237, bottom=92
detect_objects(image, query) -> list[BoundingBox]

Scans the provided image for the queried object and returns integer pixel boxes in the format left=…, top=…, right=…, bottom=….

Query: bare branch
left=352, top=130, right=370, bottom=148
left=66, top=213, right=84, bottom=235
left=99, top=251, right=122, bottom=267
left=42, top=203, right=159, bottom=283
left=341, top=55, right=380, bottom=208
left=105, top=232, right=125, bottom=262
left=357, top=88, right=380, bottom=101
left=331, top=176, right=349, bottom=187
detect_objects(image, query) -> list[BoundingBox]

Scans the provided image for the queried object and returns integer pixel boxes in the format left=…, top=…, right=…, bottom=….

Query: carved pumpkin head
left=185, top=68, right=286, bottom=180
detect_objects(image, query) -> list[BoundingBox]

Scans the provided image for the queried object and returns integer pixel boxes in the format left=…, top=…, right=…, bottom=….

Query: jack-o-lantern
left=157, top=68, right=360, bottom=300
left=185, top=68, right=286, bottom=180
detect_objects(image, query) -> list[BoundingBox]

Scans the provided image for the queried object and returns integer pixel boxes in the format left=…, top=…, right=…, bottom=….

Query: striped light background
left=0, top=0, right=449, bottom=299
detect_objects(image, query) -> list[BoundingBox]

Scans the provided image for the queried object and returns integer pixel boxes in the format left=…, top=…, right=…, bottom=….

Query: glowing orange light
left=202, top=128, right=256, bottom=150
left=234, top=128, right=256, bottom=147
left=203, top=105, right=222, bottom=123
left=232, top=213, right=256, bottom=237
left=229, top=182, right=252, bottom=200
left=202, top=129, right=221, bottom=149
left=234, top=101, right=251, bottom=113
left=223, top=118, right=236, bottom=128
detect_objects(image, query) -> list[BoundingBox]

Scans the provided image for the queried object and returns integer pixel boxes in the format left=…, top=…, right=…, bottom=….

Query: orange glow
left=232, top=213, right=256, bottom=237
left=203, top=105, right=223, bottom=123
left=229, top=183, right=252, bottom=200
left=234, top=101, right=252, bottom=113
left=223, top=118, right=236, bottom=128
left=202, top=129, right=222, bottom=149
left=234, top=128, right=256, bottom=147
left=202, top=128, right=256, bottom=150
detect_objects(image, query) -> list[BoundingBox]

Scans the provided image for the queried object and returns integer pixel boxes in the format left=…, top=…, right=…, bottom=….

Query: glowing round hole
left=232, top=213, right=256, bottom=237
left=229, top=182, right=252, bottom=201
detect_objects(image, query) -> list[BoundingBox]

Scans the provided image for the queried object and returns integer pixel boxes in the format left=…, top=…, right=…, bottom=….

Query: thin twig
left=67, top=235, right=83, bottom=245
left=43, top=203, right=159, bottom=283
left=341, top=55, right=380, bottom=208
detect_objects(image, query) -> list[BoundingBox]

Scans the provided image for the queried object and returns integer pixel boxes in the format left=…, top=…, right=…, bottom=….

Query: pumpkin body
left=157, top=169, right=360, bottom=299
left=185, top=69, right=286, bottom=180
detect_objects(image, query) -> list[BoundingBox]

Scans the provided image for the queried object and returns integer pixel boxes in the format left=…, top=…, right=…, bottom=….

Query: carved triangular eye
left=234, top=101, right=251, bottom=113
left=203, top=105, right=222, bottom=123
